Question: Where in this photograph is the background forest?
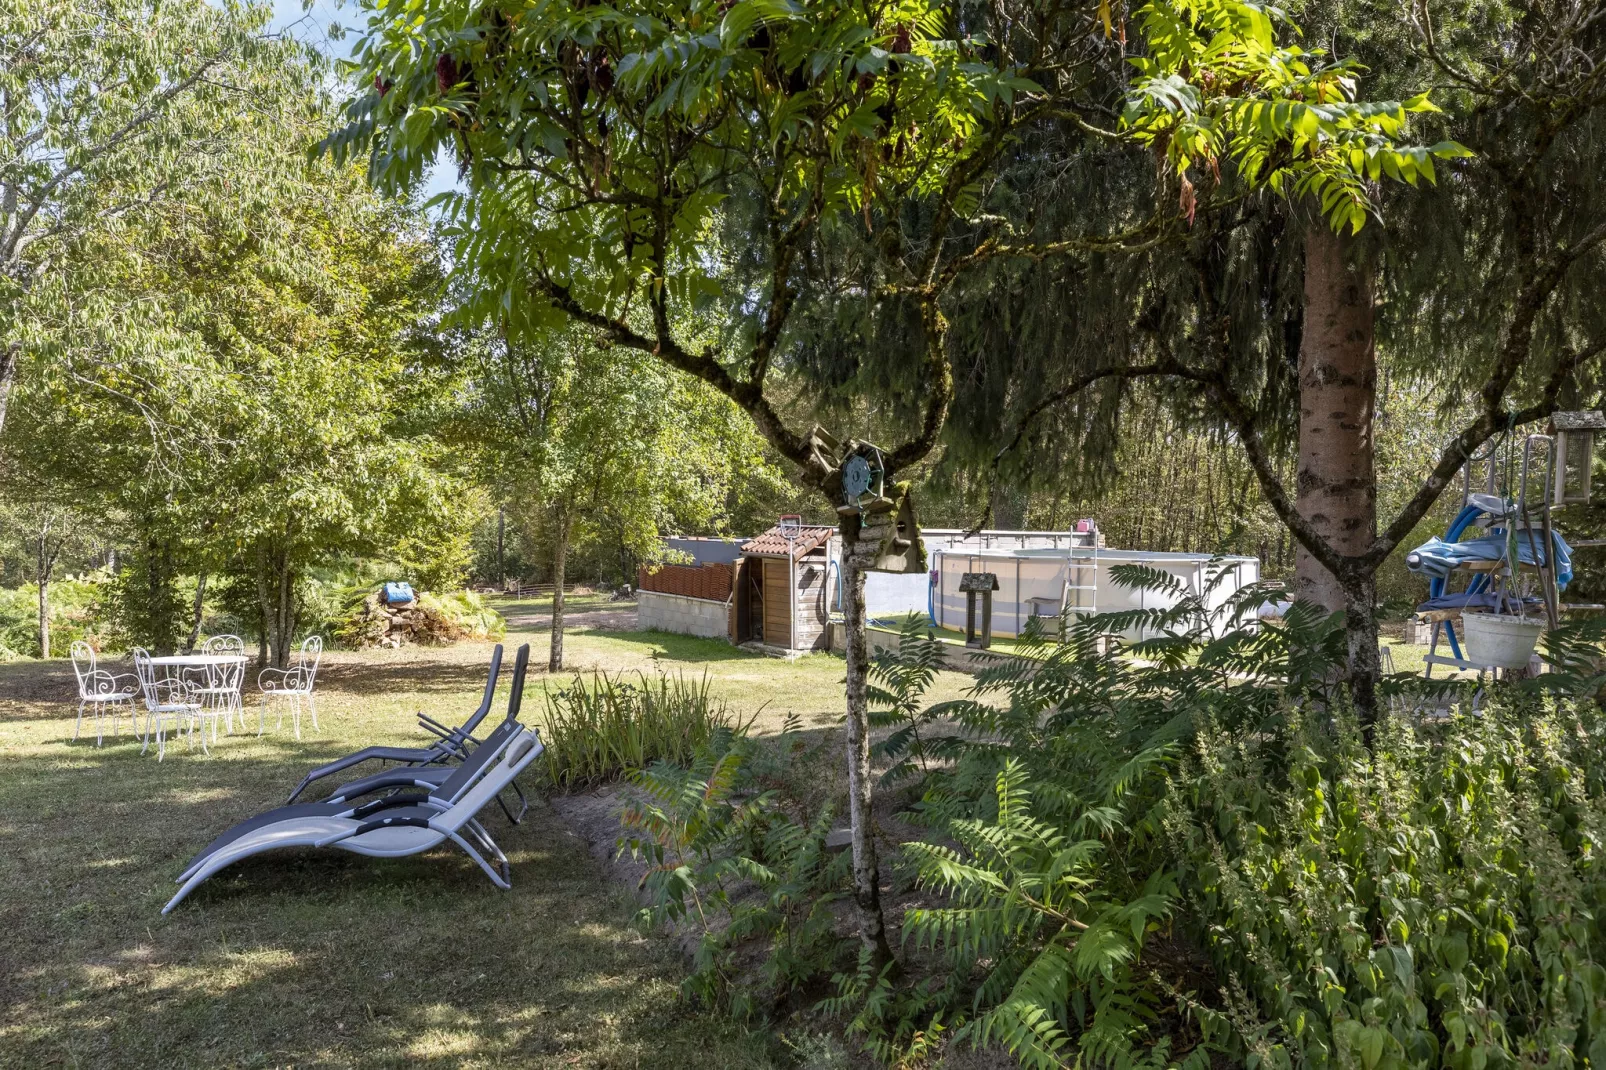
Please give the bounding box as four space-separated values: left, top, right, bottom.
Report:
12 0 1601 670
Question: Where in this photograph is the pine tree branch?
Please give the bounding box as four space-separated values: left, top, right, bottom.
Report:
935 213 1178 290
748 162 821 388
973 360 1200 532
886 297 956 475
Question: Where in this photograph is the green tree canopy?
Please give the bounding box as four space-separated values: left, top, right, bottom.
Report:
3 35 470 658
2 0 306 432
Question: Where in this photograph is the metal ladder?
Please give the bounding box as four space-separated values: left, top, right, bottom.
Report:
1062 530 1099 626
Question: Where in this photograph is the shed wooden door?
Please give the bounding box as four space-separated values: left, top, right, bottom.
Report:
733 559 753 642
762 558 792 648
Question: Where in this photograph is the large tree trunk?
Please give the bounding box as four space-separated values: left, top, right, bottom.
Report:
1295 225 1377 611
840 521 895 970
1296 224 1381 726
549 511 570 673
255 546 272 668
273 549 294 670
36 529 50 659
186 571 208 652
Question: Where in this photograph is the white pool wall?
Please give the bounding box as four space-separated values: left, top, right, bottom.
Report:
930 547 1261 640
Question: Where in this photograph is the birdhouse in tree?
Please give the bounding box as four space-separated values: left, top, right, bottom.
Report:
826 435 927 575
1548 411 1606 505
863 481 926 574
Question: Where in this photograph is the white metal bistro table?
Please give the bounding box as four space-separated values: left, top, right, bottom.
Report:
143 654 248 669
144 654 249 744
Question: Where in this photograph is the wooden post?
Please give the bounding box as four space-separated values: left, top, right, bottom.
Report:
960 572 999 649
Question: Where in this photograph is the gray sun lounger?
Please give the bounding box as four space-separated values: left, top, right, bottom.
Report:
291 644 533 824
285 644 506 804
164 722 545 913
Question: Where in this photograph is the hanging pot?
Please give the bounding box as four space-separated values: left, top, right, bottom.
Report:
1461 612 1545 669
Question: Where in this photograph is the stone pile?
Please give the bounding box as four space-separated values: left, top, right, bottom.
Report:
345 592 453 648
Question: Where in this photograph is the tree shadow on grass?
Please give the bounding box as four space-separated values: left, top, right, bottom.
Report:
581 629 768 664
0 741 776 1069
313 650 507 700
0 648 513 727
0 658 77 705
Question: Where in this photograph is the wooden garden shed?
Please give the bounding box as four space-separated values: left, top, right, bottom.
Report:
733 521 837 652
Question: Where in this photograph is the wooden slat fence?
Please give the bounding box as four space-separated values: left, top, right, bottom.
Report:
637 562 734 602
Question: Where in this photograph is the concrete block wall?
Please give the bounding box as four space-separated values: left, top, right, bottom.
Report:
638 590 730 640
830 621 1036 674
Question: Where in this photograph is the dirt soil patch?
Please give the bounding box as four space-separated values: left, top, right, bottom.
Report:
501 602 641 633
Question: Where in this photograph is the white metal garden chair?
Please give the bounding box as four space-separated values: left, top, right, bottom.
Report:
186 634 246 735
132 648 204 760
69 641 138 746
259 635 323 740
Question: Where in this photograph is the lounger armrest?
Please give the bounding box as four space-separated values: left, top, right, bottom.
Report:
417 715 477 756
313 811 434 848
417 713 453 740
418 714 477 744
350 794 432 820
355 816 432 836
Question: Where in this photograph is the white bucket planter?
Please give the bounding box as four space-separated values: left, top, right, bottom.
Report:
1461 612 1545 669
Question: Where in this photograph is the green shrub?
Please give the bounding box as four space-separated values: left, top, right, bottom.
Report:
848 569 1606 1070
607 568 1606 1069
1170 698 1606 1070
0 576 113 659
620 728 854 1018
418 590 505 642
541 669 755 788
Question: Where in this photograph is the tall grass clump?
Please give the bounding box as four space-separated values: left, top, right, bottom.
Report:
541 670 755 789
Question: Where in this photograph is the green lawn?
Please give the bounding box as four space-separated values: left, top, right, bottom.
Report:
0 605 978 1068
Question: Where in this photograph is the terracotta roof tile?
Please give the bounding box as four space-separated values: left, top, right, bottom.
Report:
741 524 835 558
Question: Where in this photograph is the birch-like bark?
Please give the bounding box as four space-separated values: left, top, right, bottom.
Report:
1294 226 1377 613
840 528 894 969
